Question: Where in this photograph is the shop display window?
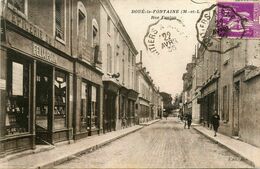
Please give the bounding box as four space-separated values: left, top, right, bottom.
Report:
54 70 67 130
6 58 30 135
91 86 98 129
80 83 99 132
80 82 89 132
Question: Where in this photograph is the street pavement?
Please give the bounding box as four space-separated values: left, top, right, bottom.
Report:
56 117 251 168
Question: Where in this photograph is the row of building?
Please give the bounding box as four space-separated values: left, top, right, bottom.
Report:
0 0 163 156
181 12 260 148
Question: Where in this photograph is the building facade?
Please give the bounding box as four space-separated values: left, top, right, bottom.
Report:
136 53 161 123
71 0 103 140
0 0 75 155
195 11 260 147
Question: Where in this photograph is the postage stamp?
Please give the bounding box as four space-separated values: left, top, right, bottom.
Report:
144 17 186 55
196 1 260 54
216 1 260 38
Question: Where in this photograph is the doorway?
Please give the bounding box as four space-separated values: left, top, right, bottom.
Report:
35 63 53 144
233 81 240 136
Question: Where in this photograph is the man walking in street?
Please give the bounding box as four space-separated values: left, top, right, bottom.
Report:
187 112 192 129
211 111 220 137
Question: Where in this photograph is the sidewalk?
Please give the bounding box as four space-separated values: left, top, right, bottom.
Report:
0 125 143 169
193 125 260 168
139 119 161 126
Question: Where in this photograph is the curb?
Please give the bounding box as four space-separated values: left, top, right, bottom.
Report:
37 126 144 169
139 119 161 126
193 127 255 167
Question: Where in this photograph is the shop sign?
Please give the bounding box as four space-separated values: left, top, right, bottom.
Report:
6 9 53 45
32 43 57 64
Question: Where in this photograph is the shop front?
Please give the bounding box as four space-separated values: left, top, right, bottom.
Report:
200 77 219 127
0 27 74 155
127 89 138 127
119 86 128 129
73 62 102 140
103 80 120 133
138 98 150 123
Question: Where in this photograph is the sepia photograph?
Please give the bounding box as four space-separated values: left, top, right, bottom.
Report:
0 0 260 168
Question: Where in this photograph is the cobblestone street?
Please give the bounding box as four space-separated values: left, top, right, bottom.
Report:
56 118 251 168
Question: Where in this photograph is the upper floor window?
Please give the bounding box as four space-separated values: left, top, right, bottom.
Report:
128 49 131 63
107 16 111 34
92 19 99 46
107 44 112 73
8 0 28 17
132 54 135 66
77 1 87 38
55 0 65 41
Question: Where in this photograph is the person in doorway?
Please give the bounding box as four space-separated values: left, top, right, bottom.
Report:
187 113 192 129
211 111 220 137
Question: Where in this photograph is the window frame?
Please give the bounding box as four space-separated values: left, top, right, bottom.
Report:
7 0 28 19
54 0 66 44
77 1 87 38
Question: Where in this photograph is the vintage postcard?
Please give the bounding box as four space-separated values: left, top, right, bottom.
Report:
0 0 260 168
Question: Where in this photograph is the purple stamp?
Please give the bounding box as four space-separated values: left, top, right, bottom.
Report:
216 1 260 38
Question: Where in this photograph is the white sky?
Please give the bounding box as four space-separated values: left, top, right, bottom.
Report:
111 0 214 97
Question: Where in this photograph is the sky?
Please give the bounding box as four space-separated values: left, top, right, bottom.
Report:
110 0 214 97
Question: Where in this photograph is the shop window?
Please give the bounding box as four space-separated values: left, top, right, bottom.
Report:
91 86 98 129
6 57 30 135
7 0 27 17
80 82 90 132
54 70 67 130
55 0 65 41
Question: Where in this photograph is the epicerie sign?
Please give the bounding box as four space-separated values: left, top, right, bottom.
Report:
32 43 57 64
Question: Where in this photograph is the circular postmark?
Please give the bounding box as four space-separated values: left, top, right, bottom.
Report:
196 3 248 54
144 17 186 55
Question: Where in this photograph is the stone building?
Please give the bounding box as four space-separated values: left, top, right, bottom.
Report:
0 0 140 157
136 52 160 123
196 8 260 147
182 62 195 117
98 0 138 131
70 0 103 140
0 0 76 155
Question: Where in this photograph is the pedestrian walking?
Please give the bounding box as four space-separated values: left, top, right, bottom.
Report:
187 113 192 129
183 114 187 129
211 111 220 137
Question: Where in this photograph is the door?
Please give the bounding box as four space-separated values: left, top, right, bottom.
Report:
35 63 53 144
233 81 240 136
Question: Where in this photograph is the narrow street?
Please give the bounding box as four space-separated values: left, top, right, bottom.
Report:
56 118 251 168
